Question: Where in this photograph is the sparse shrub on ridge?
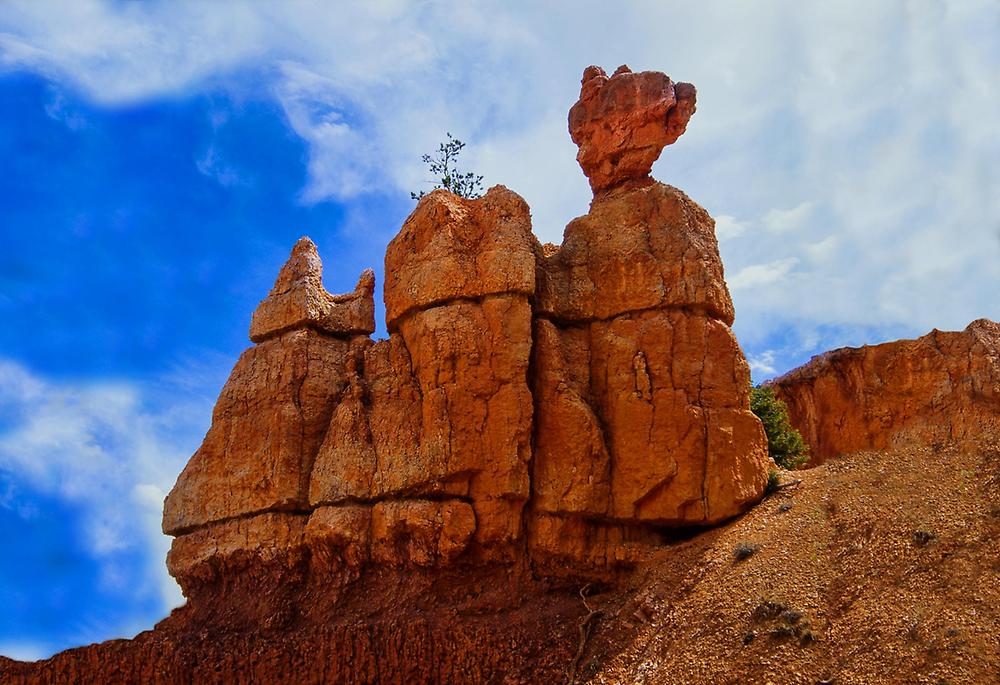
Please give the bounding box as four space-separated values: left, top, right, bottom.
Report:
750 385 809 470
410 133 485 200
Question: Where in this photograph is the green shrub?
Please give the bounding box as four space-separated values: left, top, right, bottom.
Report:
410 133 484 200
765 469 781 495
750 385 809 470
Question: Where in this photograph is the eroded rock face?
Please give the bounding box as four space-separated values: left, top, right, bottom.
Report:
771 319 1000 464
383 187 536 329
162 328 369 535
309 186 536 561
536 182 735 325
569 64 697 195
161 67 768 587
528 180 770 569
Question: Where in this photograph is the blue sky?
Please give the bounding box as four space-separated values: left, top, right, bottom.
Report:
1 0 998 661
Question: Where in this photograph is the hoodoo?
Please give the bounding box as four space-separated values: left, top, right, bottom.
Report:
3 65 773 684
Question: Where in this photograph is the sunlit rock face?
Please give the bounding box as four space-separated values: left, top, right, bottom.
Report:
160 64 769 586
568 64 697 195
771 318 1000 464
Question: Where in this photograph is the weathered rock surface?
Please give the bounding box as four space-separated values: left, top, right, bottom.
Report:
161 127 768 582
537 182 734 324
569 64 697 194
309 185 536 561
159 65 765 583
162 328 369 535
529 188 770 570
250 236 375 342
771 318 1000 464
383 187 536 329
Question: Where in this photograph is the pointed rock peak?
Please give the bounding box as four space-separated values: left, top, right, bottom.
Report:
354 268 376 295
966 318 1000 336
569 64 697 195
270 236 324 296
249 236 375 343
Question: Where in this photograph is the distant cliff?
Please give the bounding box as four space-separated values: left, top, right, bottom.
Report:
771 319 1000 464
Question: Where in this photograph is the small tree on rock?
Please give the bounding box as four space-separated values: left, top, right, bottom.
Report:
410 133 484 200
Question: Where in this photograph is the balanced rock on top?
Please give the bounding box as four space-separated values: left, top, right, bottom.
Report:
569 64 697 195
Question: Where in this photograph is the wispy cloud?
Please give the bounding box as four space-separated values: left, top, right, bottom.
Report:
714 215 747 242
0 358 217 617
729 257 799 291
196 145 243 188
747 350 777 379
763 202 813 234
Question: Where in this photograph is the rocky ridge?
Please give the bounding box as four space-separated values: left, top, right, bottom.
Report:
771 319 1000 464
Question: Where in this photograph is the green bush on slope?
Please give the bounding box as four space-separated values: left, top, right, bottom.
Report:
750 385 810 470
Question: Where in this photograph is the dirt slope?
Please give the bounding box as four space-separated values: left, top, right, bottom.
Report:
580 440 1000 684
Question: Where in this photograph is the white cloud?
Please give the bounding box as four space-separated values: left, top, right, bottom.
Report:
748 350 777 378
714 215 747 242
0 358 216 619
729 257 799 291
196 146 242 188
804 235 838 263
0 2 998 362
763 202 813 234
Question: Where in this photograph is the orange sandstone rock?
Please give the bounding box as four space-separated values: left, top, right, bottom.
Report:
310 187 536 558
166 511 307 592
569 65 697 194
771 319 1000 463
161 328 368 535
536 182 735 326
383 186 536 330
371 500 477 566
163 68 767 579
249 236 374 342
305 504 372 567
530 175 769 552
